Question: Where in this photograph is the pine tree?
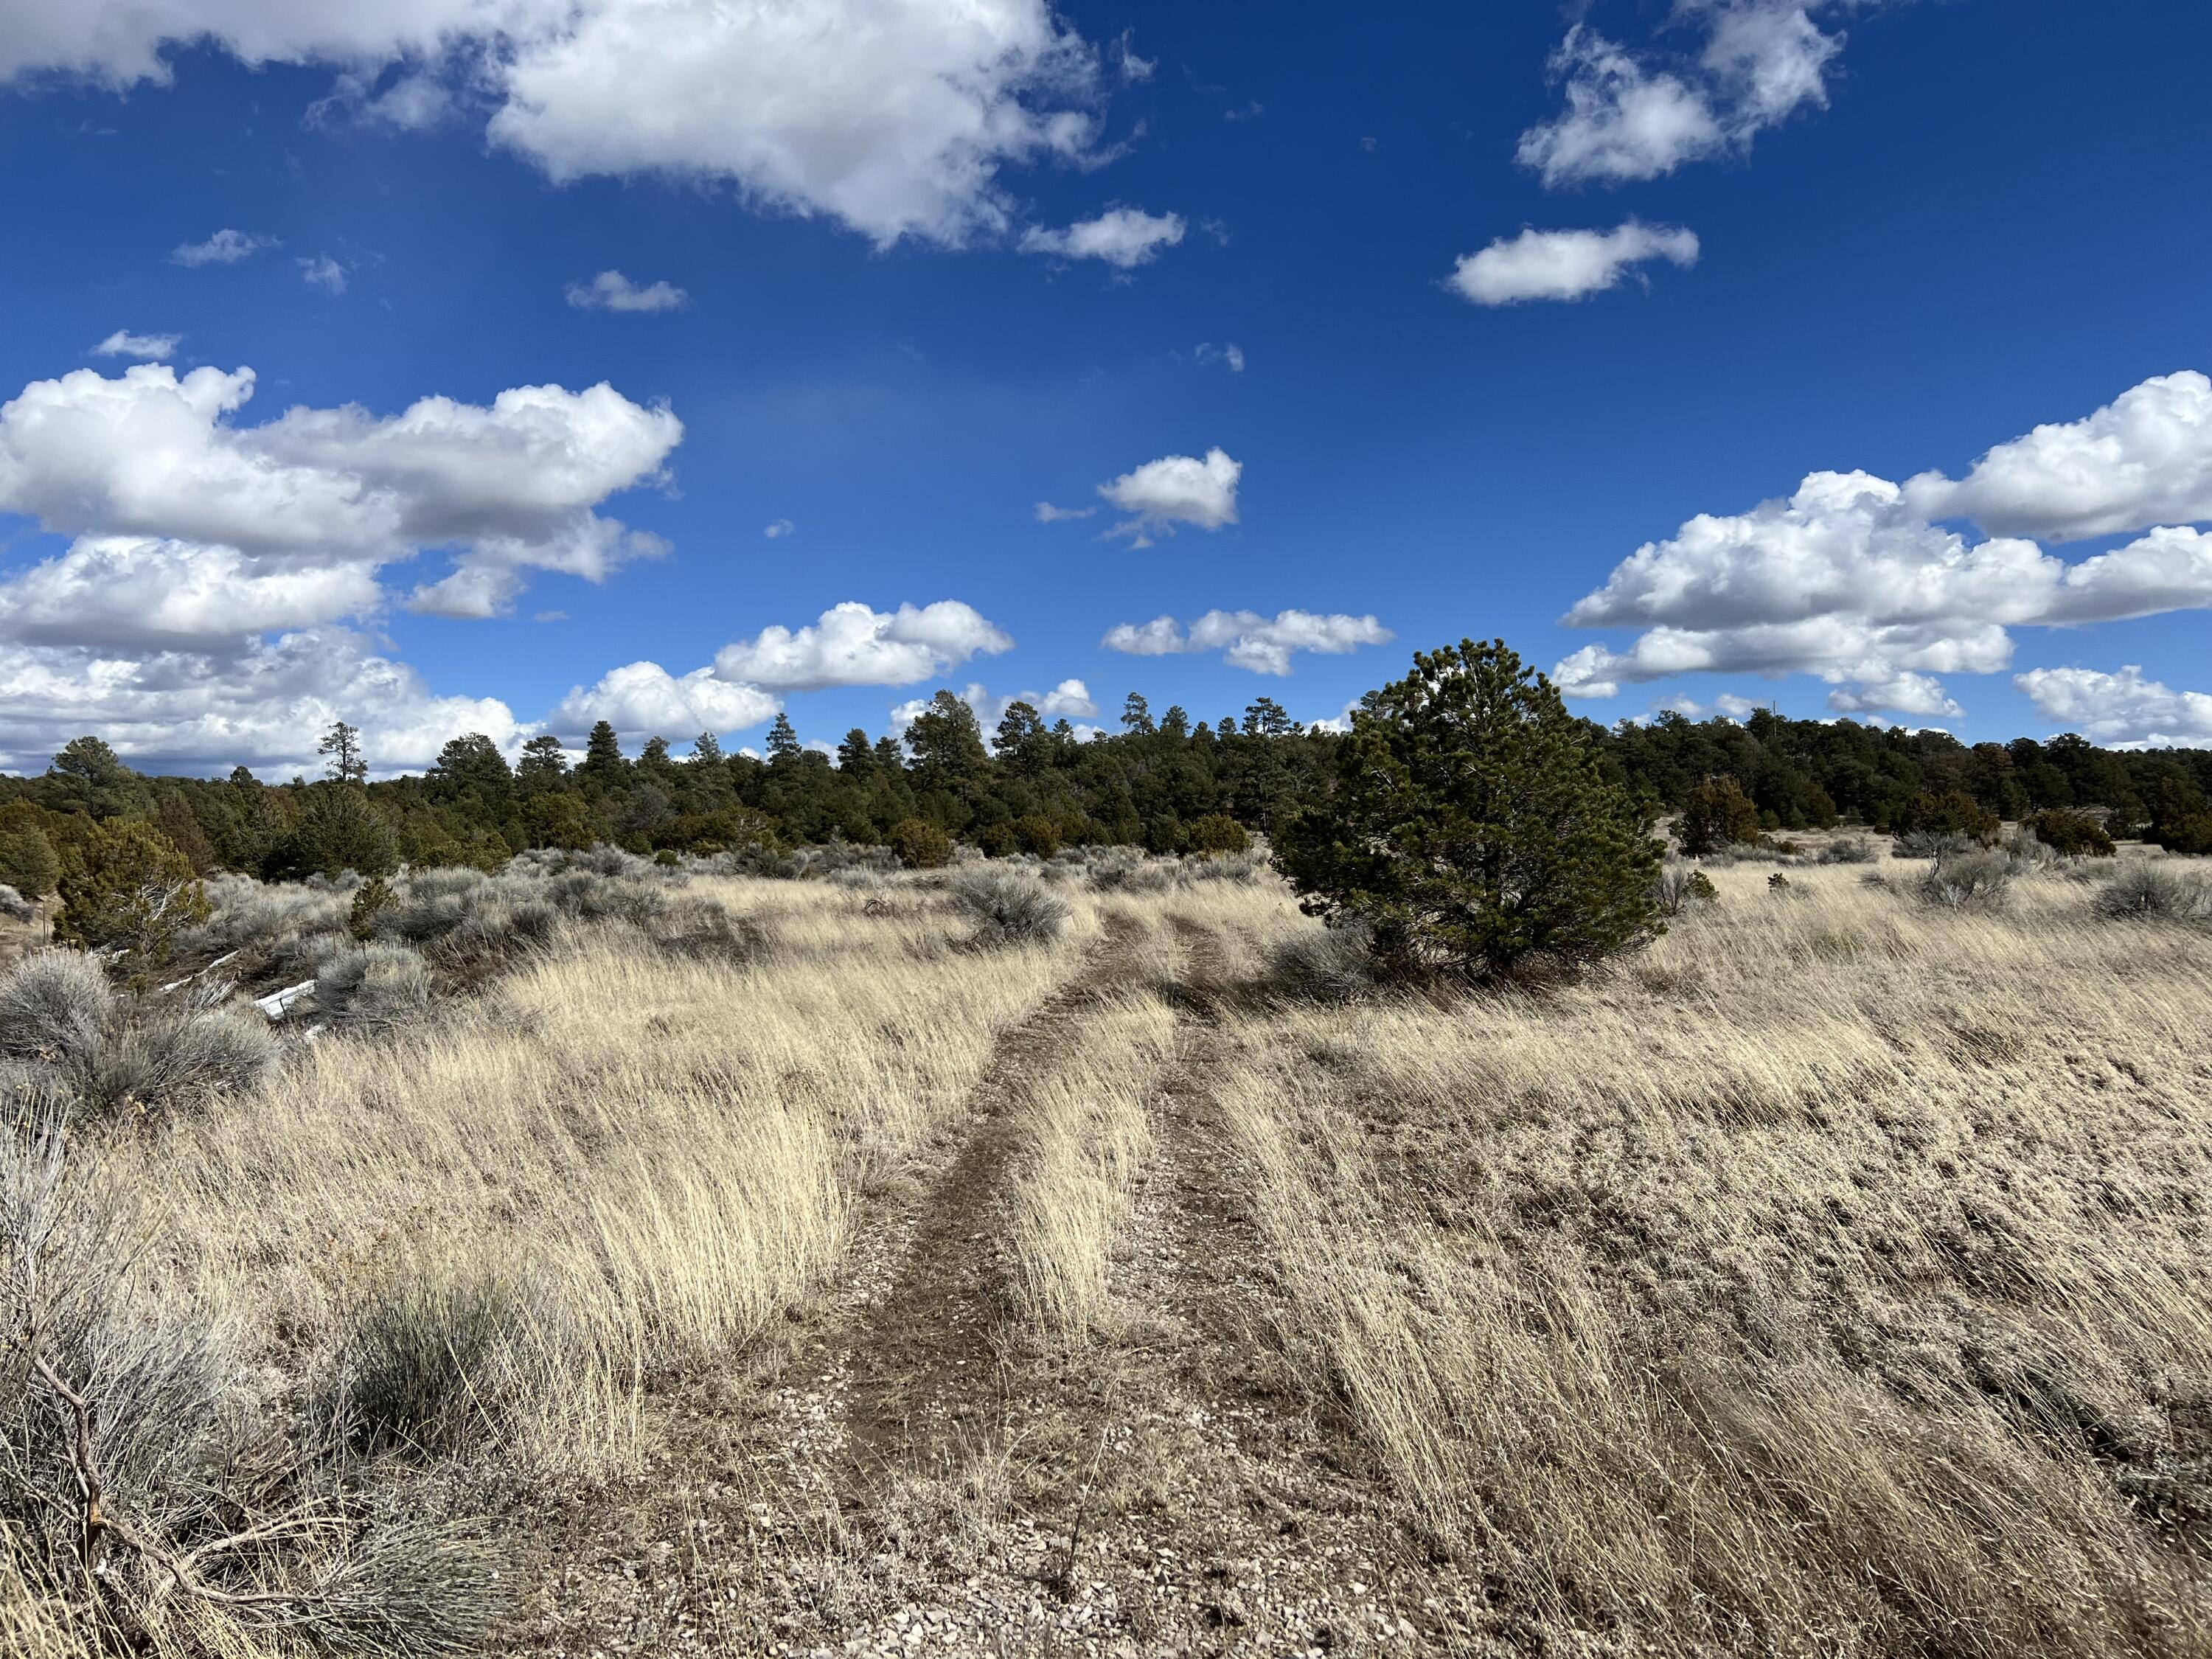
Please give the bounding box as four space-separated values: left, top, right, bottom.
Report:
1121 692 1155 735
318 720 368 785
993 702 1048 774
873 734 908 773
690 731 724 767
906 692 988 796
766 713 802 765
1277 639 1662 981
518 734 570 793
47 737 150 820
578 720 628 790
835 729 875 776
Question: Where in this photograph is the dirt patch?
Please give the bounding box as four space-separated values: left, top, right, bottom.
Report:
838 914 1147 1486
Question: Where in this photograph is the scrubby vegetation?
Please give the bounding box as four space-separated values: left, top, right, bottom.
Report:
4 639 2212 1656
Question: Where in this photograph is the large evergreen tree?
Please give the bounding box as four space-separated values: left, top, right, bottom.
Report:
1277 639 1663 981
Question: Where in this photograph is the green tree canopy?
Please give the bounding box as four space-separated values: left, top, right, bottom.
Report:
1277 639 1663 981
55 820 209 960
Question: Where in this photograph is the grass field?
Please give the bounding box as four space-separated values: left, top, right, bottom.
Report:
5 844 2211 1656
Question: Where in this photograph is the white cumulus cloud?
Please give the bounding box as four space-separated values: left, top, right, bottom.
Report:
0 627 523 778
1096 448 1240 544
1020 207 1184 269
1449 221 1699 305
1102 608 1394 675
7 0 1121 250
712 600 1012 692
1551 372 2212 714
91 329 179 360
2014 664 2212 748
0 361 682 632
1905 370 2212 543
1516 5 1847 190
566 269 689 312
551 661 779 740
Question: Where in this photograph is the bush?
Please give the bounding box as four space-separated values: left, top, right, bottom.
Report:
2025 809 2115 858
1917 849 2013 911
80 1007 278 1119
1652 866 1718 916
889 818 953 870
349 874 397 940
271 785 400 880
1677 776 1764 856
316 942 437 1029
1187 847 1268 883
1012 815 1062 858
2092 863 2211 922
1188 813 1251 855
0 822 60 900
1268 922 1378 1001
949 869 1071 946
1817 835 1877 865
1277 639 1663 981
341 1271 524 1456
0 951 116 1070
1890 790 2000 846
2149 814 2212 855
53 820 210 961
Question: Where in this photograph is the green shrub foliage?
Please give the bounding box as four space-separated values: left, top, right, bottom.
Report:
889 818 953 870
0 818 60 900
1276 639 1663 981
2025 808 2115 858
54 820 210 960
1889 789 2001 846
1676 776 1765 855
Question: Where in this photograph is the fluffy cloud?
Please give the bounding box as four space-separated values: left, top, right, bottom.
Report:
1905 370 2212 542
1553 373 2212 713
1516 5 1845 190
0 628 523 776
566 269 689 312
299 254 347 293
712 600 1012 691
549 660 779 740
91 329 178 360
170 228 274 265
7 1 1116 249
1449 221 1698 305
2014 665 2212 748
0 360 686 768
1020 208 1184 268
1096 448 1240 544
0 537 382 652
1102 608 1393 675
0 363 681 626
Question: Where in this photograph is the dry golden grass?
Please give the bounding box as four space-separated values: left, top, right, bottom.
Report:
1216 857 2212 1655
10 850 2212 1657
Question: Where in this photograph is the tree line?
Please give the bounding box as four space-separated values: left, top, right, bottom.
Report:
4 664 2211 902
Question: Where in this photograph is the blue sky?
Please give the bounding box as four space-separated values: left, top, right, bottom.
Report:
2 0 2210 773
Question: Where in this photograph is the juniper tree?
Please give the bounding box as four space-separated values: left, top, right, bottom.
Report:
1277 639 1662 982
